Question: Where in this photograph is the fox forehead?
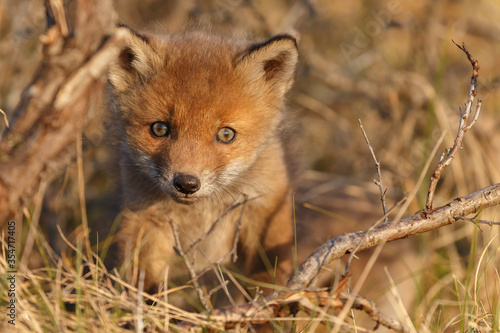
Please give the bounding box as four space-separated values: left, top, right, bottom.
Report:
131 35 266 132
160 33 241 88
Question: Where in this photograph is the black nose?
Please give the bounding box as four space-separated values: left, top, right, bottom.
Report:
173 174 201 195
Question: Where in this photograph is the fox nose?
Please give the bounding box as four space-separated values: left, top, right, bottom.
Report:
173 174 201 195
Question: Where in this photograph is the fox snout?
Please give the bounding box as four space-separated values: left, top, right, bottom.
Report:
161 172 204 204
173 174 201 195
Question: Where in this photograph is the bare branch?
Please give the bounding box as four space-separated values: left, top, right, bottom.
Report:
349 294 411 333
454 216 500 229
49 0 69 37
359 119 388 222
186 194 250 254
0 108 9 128
169 220 212 312
344 197 406 275
465 99 482 131
452 40 480 80
426 42 481 211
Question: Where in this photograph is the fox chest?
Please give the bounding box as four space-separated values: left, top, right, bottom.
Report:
138 202 243 273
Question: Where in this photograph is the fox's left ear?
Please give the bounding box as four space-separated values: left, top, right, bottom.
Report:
235 35 298 98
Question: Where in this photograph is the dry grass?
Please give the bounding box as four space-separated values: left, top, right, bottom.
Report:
1 0 500 331
0 226 221 332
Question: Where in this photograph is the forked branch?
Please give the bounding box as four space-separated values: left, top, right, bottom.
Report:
425 42 481 211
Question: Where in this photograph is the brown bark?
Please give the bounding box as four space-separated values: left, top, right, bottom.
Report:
0 0 123 226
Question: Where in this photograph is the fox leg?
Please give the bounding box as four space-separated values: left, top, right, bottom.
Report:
244 191 294 289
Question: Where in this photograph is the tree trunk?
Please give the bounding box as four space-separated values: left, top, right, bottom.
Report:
0 0 122 226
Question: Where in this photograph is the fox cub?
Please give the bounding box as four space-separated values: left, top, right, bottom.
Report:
109 26 298 305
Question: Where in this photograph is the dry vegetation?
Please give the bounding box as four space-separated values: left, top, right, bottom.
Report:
1 0 500 332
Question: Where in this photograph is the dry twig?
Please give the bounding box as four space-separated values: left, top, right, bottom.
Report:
186 194 249 256
0 108 9 128
425 41 482 211
169 220 212 312
454 215 500 231
359 119 388 222
344 197 406 276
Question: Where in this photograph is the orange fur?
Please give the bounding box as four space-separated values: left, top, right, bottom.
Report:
109 26 298 307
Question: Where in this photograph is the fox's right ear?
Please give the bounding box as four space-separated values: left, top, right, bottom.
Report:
109 25 165 93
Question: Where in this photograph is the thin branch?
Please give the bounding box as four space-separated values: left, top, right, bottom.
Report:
344 197 406 275
49 0 69 37
426 42 481 211
340 130 447 282
185 194 250 254
454 216 500 229
169 220 212 312
465 100 482 131
348 294 411 333
0 108 9 128
359 119 388 222
201 204 246 307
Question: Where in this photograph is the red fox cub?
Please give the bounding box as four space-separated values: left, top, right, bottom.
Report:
109 26 298 305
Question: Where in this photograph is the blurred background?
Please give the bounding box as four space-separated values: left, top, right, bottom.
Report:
1 0 499 330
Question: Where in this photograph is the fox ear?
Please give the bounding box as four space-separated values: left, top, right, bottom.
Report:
235 35 298 98
109 25 165 93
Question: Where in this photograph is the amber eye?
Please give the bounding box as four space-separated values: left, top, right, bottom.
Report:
216 127 236 143
150 122 169 137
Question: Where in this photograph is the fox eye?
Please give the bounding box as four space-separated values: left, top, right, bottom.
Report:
216 127 236 143
151 122 170 137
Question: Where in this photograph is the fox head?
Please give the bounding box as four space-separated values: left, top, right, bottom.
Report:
109 26 298 204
